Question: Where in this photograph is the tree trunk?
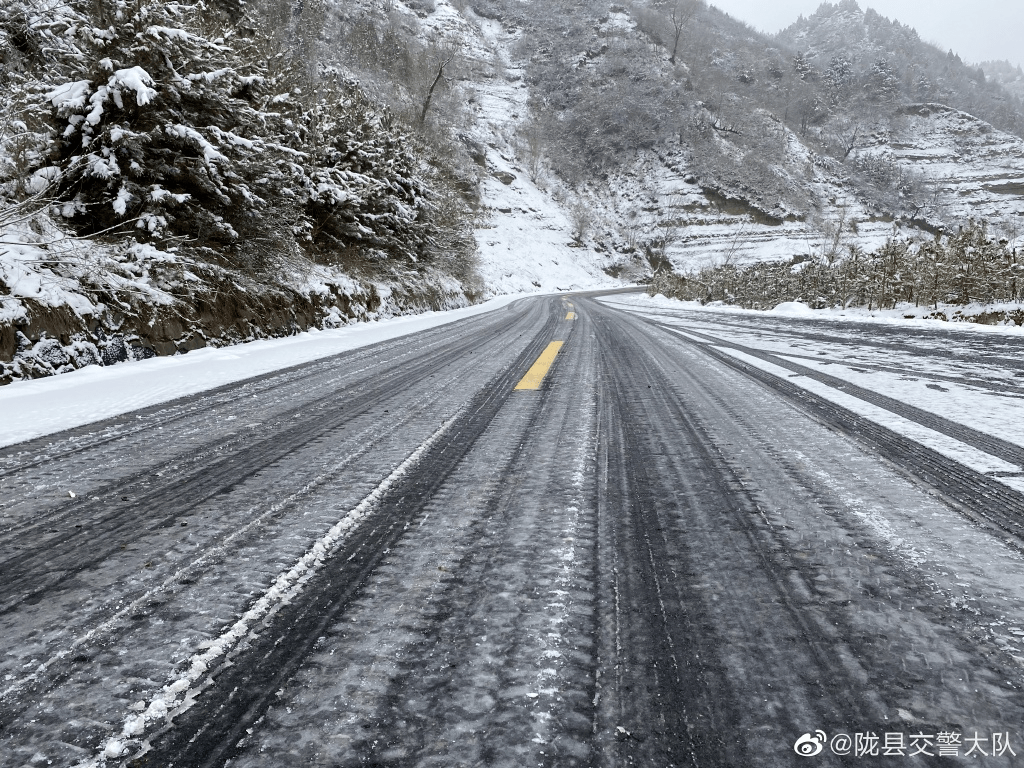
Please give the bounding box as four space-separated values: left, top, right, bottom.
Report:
669 29 682 65
419 55 452 125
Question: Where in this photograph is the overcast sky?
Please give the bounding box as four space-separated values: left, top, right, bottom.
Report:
709 0 1024 68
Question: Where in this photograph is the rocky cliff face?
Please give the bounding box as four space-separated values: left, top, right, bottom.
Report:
877 105 1024 225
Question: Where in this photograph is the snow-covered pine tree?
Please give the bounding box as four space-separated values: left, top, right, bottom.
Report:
295 78 432 264
0 0 80 205
867 58 900 103
38 0 466 272
45 0 282 267
243 0 464 268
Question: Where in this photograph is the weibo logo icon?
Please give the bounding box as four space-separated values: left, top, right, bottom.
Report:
794 731 827 756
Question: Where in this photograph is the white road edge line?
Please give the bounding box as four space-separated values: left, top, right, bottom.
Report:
661 327 709 344
76 414 460 766
715 347 1023 481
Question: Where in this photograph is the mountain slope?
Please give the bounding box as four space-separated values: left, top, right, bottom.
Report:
778 1 1024 139
482 0 1024 271
4 0 1024 384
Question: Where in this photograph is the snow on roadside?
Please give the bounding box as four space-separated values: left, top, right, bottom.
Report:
603 292 1024 334
604 292 1024 485
717 347 1023 481
0 293 526 448
778 353 1024 455
604 295 1024 449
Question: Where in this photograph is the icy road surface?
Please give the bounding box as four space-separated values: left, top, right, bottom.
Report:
2 293 1024 767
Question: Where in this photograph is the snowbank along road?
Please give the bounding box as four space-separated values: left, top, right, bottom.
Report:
2 293 1024 767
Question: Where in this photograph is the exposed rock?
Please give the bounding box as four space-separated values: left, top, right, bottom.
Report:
491 170 517 185
0 262 470 385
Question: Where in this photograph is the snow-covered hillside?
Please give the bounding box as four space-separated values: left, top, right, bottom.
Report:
573 99 1024 273
492 0 1024 274
574 138 895 271
417 0 619 293
6 0 1024 385
870 104 1024 223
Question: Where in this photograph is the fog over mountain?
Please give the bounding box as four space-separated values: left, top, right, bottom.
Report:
711 0 1023 70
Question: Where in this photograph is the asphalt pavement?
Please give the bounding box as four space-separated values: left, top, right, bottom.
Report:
2 294 1023 767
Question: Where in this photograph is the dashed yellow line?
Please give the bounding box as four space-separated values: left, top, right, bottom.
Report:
514 341 564 390
566 311 576 320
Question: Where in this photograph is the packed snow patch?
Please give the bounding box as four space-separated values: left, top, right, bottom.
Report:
716 347 1023 480
771 301 814 314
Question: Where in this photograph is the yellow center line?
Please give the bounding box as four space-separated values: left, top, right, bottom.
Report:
566 311 576 320
514 341 565 390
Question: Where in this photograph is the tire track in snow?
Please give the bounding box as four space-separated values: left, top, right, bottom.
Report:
0 301 552 766
85 308 563 768
0 378 455 727
0 301 534 540
656 326 1024 545
80 414 463 766
0 302 544 616
589 303 955 766
650 319 1024 470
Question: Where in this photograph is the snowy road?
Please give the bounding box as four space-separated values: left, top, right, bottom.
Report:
2 294 1024 767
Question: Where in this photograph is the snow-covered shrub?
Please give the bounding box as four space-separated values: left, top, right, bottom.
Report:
404 0 436 17
0 110 54 203
294 81 432 262
654 220 1024 310
35 0 474 275
45 1 279 261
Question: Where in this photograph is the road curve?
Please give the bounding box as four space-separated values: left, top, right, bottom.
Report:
1 294 1023 767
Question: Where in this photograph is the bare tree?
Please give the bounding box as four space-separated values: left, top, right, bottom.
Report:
518 119 545 183
296 0 328 92
645 193 684 273
667 0 700 65
829 118 861 159
419 37 459 126
620 221 642 253
568 199 592 246
719 221 749 267
816 206 848 265
710 117 742 136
